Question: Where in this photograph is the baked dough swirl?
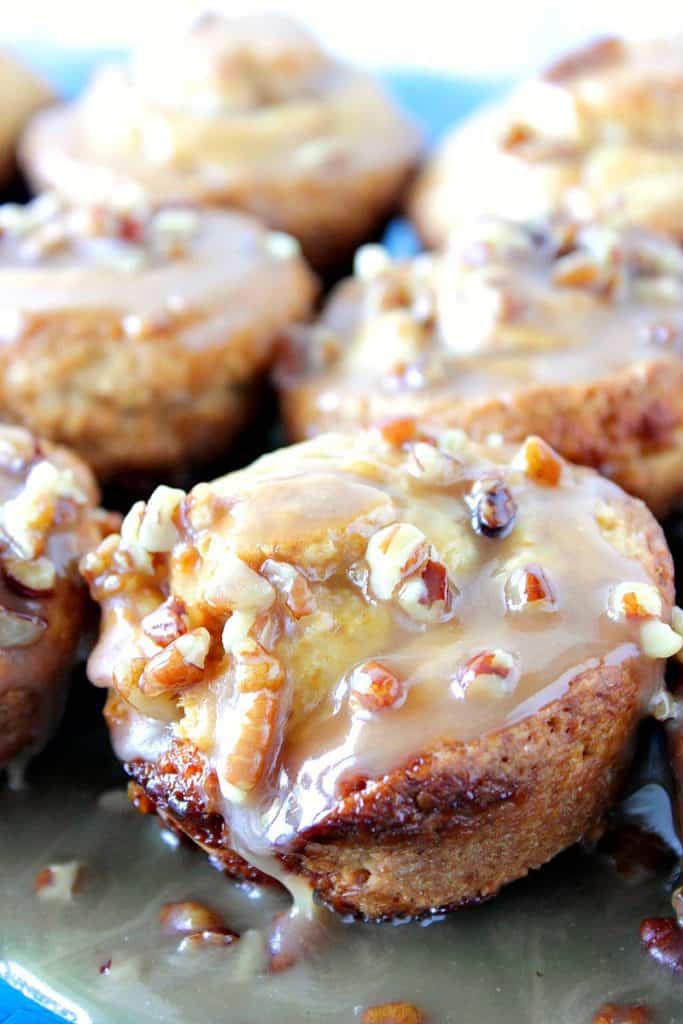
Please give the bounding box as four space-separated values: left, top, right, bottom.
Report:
410 37 683 248
20 14 422 271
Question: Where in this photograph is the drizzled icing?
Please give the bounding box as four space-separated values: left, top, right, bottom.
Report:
84 428 671 880
0 192 309 323
278 220 683 422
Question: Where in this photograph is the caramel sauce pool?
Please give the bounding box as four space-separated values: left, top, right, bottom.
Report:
1 723 681 1023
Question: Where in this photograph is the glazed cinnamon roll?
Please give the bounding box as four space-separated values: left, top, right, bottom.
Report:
20 14 421 271
0 192 315 480
409 37 683 248
83 427 674 919
0 425 109 770
0 52 53 188
277 219 683 515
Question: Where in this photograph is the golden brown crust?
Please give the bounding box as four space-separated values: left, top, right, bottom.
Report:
19 16 421 271
86 428 673 918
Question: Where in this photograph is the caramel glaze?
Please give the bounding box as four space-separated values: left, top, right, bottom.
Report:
0 426 107 766
0 193 315 479
83 427 673 909
277 220 683 511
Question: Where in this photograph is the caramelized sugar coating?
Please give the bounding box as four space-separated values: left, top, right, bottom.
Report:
410 37 683 248
20 14 421 271
0 52 53 186
0 193 315 480
0 425 110 766
83 427 674 918
277 221 683 515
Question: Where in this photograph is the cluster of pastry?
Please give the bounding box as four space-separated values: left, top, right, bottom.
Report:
2 18 683 929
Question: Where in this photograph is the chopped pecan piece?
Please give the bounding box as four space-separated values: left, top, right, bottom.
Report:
466 478 516 538
34 861 85 901
378 416 419 448
261 559 315 618
350 661 406 712
160 900 226 935
177 929 239 953
607 583 662 622
514 436 562 486
366 523 429 600
397 558 455 623
362 1003 426 1024
3 554 56 596
640 916 683 972
139 628 210 696
142 596 189 646
592 1003 652 1024
505 566 555 612
456 649 519 700
0 605 46 647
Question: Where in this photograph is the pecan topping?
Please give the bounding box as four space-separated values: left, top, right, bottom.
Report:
378 416 419 448
0 605 47 647
466 478 516 538
34 861 85 901
639 620 683 659
455 649 519 700
350 661 406 712
138 485 185 553
505 566 555 612
607 582 662 622
592 1003 652 1024
221 640 286 798
160 900 226 935
3 554 56 596
502 121 534 150
362 1003 426 1024
261 559 315 618
514 436 562 486
366 523 429 601
397 558 455 623
408 441 461 486
222 689 280 797
142 596 189 646
139 628 210 696
640 916 683 972
177 929 239 953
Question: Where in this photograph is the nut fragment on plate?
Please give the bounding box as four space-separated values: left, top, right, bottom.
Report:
159 900 227 935
84 426 674 920
33 861 85 901
362 1003 426 1024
